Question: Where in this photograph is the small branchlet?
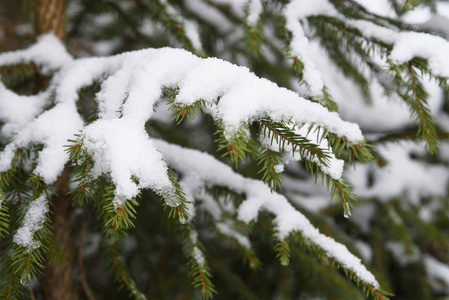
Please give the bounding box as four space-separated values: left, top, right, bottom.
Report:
327 177 356 217
0 193 9 239
259 118 331 165
183 224 217 299
215 122 258 167
258 149 283 192
167 87 207 125
290 55 305 81
65 137 95 205
102 183 140 236
107 240 147 300
389 60 439 154
292 232 393 299
328 133 373 164
163 168 191 225
274 238 291 266
258 118 335 191
146 0 200 54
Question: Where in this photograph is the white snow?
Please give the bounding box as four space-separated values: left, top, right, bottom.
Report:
13 196 49 251
209 0 245 19
1 39 362 210
159 0 203 52
425 256 449 291
184 0 233 32
354 240 373 262
175 57 364 142
192 246 205 267
189 229 205 267
346 141 449 203
0 82 49 138
0 33 72 73
352 0 396 18
281 0 449 85
386 241 420 266
274 164 284 173
259 123 345 180
282 0 339 97
154 139 379 288
246 0 263 26
81 118 173 207
0 102 84 184
389 32 449 78
216 222 251 249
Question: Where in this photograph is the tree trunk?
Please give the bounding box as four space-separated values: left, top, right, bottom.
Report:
40 165 75 300
32 0 75 299
34 0 67 39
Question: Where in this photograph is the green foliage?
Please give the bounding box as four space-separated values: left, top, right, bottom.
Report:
392 62 439 154
274 238 291 266
2 0 449 299
145 0 203 55
215 121 258 166
107 239 148 300
259 118 331 165
0 194 8 239
257 148 284 191
183 224 217 299
167 88 207 125
163 168 191 225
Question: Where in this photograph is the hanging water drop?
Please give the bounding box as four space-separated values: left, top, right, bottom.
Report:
20 274 31 286
165 194 181 208
178 212 189 224
343 203 352 219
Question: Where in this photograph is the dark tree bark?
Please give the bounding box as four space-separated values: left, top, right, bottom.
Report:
40 165 75 300
32 0 75 299
34 0 67 39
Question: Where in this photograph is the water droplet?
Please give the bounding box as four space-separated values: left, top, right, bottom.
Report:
165 194 181 208
20 274 31 286
178 212 189 224
343 202 351 219
343 203 352 219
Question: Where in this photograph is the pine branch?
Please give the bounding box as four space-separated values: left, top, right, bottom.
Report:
167 88 207 125
257 149 283 192
320 86 339 112
163 168 191 224
142 0 201 54
328 133 373 164
0 63 40 92
215 121 257 166
259 119 331 165
291 232 392 299
409 62 437 152
103 183 140 234
215 221 262 270
107 240 147 300
244 22 264 55
397 62 439 154
309 16 374 103
385 204 414 254
370 128 449 145
274 238 291 266
310 15 393 51
0 262 22 299
327 177 356 218
183 224 216 299
0 194 9 239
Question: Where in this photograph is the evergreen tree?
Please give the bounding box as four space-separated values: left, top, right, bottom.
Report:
0 0 449 299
